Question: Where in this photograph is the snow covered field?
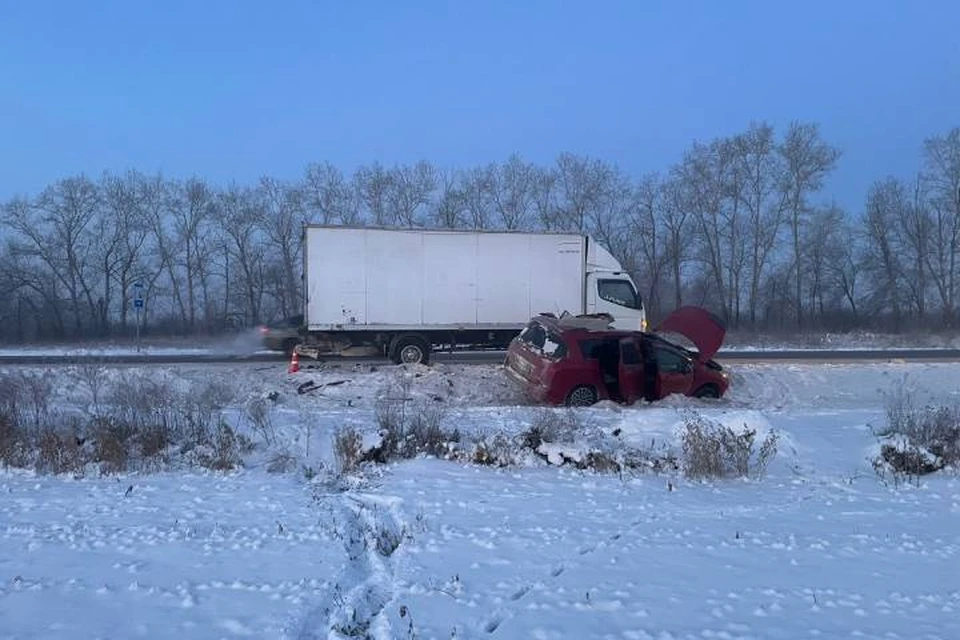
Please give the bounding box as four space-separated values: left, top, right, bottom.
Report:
2 359 959 639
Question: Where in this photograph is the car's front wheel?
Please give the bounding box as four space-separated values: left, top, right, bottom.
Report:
693 384 720 399
565 385 598 407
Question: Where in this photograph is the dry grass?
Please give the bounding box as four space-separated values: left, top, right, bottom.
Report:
681 413 778 480
871 386 960 485
334 426 364 475
365 378 460 464
0 371 242 475
193 422 250 471
472 433 515 467
879 387 960 467
520 409 580 450
91 418 134 474
0 413 29 468
36 427 85 475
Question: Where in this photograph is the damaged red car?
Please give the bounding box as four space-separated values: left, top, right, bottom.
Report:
503 306 730 407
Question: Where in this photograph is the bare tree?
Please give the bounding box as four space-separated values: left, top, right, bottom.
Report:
530 165 559 230
491 154 535 230
825 213 865 322
778 122 841 328
458 166 496 230
303 162 356 225
19 120 960 337
659 175 692 312
676 140 735 321
2 198 68 337
554 153 612 233
862 179 908 329
629 173 669 316
4 176 102 337
218 185 267 325
921 128 960 325
803 204 848 323
733 123 787 327
163 178 218 332
354 162 393 226
100 171 151 334
141 175 185 329
386 161 436 227
893 175 932 320
258 176 304 318
431 168 466 229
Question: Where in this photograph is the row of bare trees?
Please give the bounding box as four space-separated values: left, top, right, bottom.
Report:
1 122 958 342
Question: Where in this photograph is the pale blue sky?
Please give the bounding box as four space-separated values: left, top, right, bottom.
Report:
2 0 958 211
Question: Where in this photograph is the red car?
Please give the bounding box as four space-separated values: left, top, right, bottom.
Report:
504 306 729 406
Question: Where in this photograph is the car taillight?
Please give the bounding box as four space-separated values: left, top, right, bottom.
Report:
259 326 269 335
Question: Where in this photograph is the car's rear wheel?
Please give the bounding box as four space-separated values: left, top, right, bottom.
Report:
694 384 720 399
565 385 598 407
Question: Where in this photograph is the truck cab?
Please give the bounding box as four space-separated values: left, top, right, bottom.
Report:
584 238 646 331
586 273 645 330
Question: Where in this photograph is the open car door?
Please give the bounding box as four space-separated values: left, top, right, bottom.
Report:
651 343 695 398
656 306 726 360
617 336 647 404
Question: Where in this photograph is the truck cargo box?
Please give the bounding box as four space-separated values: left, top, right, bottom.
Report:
303 227 587 331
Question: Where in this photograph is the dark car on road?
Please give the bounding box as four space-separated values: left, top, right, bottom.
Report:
259 315 303 355
504 306 729 406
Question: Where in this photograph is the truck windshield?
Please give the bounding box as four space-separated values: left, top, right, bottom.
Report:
598 279 641 310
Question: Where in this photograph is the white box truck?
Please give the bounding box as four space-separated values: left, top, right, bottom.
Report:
296 226 646 364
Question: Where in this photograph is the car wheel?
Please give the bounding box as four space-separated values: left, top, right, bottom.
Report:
392 335 431 365
565 385 598 407
694 384 720 399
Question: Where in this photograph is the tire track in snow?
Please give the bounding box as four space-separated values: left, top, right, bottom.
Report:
292 490 407 640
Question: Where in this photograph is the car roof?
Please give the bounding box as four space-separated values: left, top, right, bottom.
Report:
529 314 696 354
529 314 636 339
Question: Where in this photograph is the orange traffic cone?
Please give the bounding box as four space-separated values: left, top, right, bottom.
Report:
288 351 300 374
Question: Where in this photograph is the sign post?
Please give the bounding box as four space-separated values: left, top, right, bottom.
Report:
134 282 144 353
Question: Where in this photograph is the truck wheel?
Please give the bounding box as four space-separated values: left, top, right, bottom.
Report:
565 385 598 407
391 335 431 365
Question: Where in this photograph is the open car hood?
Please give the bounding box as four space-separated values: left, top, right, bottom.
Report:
656 306 726 360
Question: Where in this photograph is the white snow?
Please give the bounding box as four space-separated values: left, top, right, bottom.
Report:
1 358 959 639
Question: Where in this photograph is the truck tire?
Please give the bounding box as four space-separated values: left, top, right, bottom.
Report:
390 334 431 365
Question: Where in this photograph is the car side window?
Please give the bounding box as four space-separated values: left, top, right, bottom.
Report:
519 323 546 349
543 333 568 359
578 339 604 359
620 340 641 365
654 346 690 373
519 322 567 359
